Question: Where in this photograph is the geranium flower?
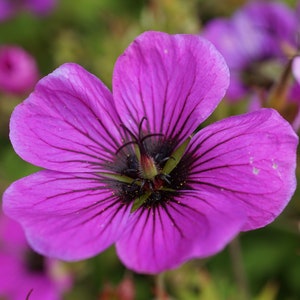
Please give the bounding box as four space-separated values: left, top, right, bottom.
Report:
0 45 39 95
0 213 71 300
0 0 56 21
2 31 298 274
202 1 298 100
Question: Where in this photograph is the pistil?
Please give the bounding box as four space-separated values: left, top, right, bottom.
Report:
140 154 158 180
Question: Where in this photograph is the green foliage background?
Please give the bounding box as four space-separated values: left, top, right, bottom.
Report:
0 0 300 299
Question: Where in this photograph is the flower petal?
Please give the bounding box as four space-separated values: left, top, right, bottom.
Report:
0 0 14 21
17 275 59 300
292 56 300 84
26 0 57 15
113 31 229 143
202 18 250 69
116 191 245 274
10 63 122 173
240 1 298 50
0 213 28 252
0 254 23 294
2 170 130 260
0 45 38 95
186 108 298 231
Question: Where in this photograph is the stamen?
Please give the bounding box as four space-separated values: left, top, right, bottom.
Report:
116 140 138 154
120 123 139 141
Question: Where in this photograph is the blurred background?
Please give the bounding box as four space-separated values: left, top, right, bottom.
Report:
0 0 300 299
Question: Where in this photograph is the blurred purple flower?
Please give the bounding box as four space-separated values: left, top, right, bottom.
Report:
202 1 299 101
0 0 56 21
286 82 300 130
0 45 39 95
293 56 300 83
249 82 300 132
249 57 300 131
0 213 71 300
2 31 298 274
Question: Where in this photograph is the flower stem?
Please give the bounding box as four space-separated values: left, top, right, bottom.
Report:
229 236 250 300
155 273 167 300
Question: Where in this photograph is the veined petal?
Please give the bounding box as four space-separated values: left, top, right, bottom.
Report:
186 108 298 231
10 63 122 173
2 170 130 260
116 191 245 274
113 31 229 143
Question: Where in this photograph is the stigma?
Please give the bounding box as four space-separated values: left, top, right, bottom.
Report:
140 154 158 180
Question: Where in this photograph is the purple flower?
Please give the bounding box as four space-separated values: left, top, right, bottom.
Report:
293 56 300 84
2 31 298 274
0 213 71 300
202 1 298 100
0 45 39 95
0 0 56 21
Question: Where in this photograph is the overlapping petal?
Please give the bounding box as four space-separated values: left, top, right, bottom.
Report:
113 31 229 144
116 191 245 274
10 63 122 173
3 170 131 260
185 108 298 231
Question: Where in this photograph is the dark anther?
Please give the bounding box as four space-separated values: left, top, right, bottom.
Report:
117 117 164 155
158 173 171 185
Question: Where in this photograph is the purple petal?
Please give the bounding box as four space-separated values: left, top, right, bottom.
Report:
25 0 57 15
17 275 60 300
240 1 298 51
226 71 248 101
0 254 23 294
0 0 14 21
2 170 130 260
113 31 229 144
0 253 61 300
0 213 28 252
202 18 250 69
10 63 122 173
116 191 245 274
186 108 298 231
292 57 300 84
0 45 39 95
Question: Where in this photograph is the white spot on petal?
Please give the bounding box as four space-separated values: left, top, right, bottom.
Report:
252 167 260 175
249 157 254 164
164 49 168 54
271 159 278 170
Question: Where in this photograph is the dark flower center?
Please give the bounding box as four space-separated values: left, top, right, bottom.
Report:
25 250 45 273
105 119 193 212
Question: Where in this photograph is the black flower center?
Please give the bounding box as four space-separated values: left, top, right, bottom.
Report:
104 119 192 212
